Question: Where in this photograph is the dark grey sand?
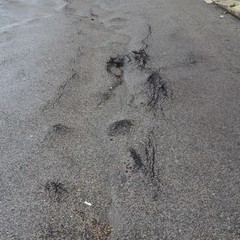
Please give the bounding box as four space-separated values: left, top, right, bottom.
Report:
0 0 240 239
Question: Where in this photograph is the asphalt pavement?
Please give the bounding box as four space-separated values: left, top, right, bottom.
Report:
0 0 240 239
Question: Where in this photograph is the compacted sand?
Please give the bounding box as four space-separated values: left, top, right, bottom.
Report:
0 0 240 239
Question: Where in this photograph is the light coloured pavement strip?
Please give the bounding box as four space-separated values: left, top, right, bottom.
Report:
205 0 240 18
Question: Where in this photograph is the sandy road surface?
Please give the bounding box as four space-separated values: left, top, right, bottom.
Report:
0 0 240 239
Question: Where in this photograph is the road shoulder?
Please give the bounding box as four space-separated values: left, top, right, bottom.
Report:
211 0 240 19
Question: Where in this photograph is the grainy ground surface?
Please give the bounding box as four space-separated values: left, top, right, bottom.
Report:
0 0 240 239
211 0 240 18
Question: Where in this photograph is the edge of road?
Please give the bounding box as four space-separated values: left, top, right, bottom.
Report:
212 0 240 19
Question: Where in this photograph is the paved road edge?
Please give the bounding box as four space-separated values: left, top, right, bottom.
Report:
213 0 240 19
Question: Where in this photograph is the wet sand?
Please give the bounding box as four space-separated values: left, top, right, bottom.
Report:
0 0 240 239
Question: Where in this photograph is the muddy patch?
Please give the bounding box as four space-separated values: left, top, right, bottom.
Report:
107 119 133 136
51 123 70 135
126 133 163 200
45 180 68 202
106 56 125 78
128 148 143 172
98 56 126 106
127 133 157 180
132 49 149 69
145 71 168 110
